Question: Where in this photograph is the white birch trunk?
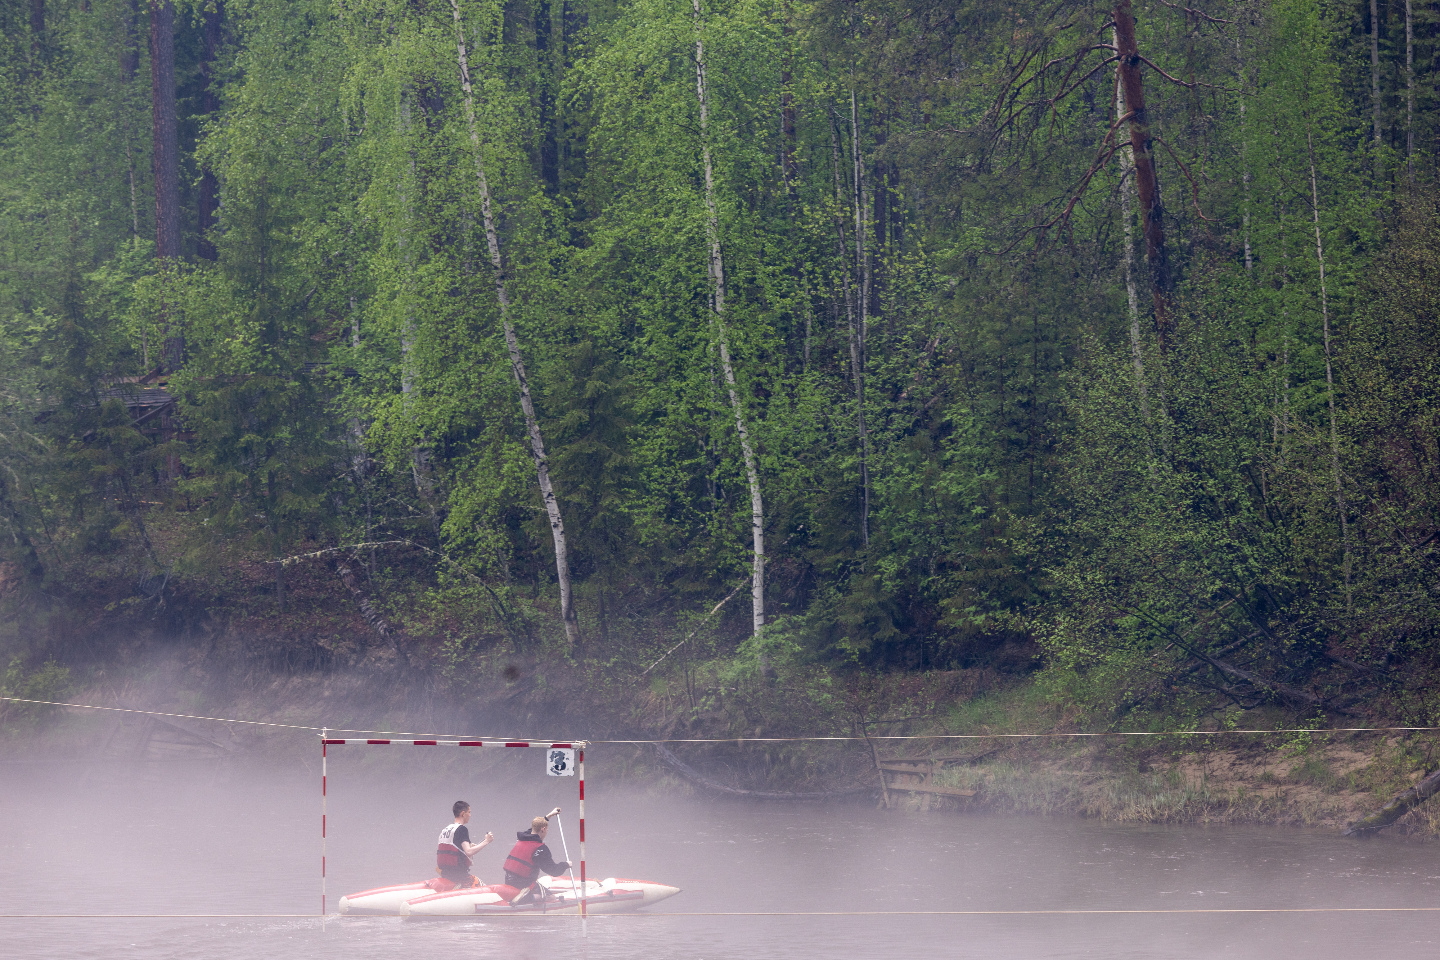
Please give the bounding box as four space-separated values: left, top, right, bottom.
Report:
693 0 765 636
849 91 871 547
1113 31 1147 408
450 0 580 647
1306 130 1352 610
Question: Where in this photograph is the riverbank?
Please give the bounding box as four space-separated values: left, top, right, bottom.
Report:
880 731 1440 836
5 632 1438 840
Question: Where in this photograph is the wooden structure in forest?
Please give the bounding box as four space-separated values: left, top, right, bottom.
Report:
95 371 186 444
876 755 984 803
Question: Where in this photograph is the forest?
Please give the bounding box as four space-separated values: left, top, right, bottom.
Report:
1 0 1438 735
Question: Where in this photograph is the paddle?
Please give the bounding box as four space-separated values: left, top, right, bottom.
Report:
554 810 577 902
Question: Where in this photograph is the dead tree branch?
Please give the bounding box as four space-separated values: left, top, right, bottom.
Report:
1153 135 1216 221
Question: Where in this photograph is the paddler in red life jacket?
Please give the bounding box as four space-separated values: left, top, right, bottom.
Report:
437 800 494 889
502 807 570 901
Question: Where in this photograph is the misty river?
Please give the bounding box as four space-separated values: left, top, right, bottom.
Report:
2 748 1436 959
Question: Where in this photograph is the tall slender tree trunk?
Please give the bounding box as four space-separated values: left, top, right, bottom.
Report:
829 111 867 526
1275 204 1292 456
802 299 812 372
1406 0 1415 179
779 1 797 198
693 0 765 636
150 0 184 400
871 107 889 307
30 0 44 57
120 0 141 242
450 0 580 647
1113 1 1172 347
560 0 586 188
121 0 139 79
1306 129 1352 611
829 112 861 413
849 90 871 546
1235 23 1252 274
150 1 180 263
535 0 559 191
1370 0 1383 171
197 2 223 261
395 95 440 525
1113 28 1147 410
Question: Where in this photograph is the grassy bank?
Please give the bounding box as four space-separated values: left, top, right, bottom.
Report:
858 684 1440 837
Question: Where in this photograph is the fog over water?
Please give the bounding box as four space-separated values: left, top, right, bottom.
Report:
2 746 1437 959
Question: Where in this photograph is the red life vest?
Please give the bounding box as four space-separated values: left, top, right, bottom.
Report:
436 822 473 874
503 839 543 883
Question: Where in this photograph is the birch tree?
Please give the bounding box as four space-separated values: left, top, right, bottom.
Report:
1245 0 1370 614
1113 25 1146 404
693 0 766 635
450 0 580 647
1307 128 1351 608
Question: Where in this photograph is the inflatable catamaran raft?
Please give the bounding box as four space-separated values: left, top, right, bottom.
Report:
339 873 681 917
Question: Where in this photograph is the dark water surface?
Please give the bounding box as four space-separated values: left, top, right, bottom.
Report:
2 749 1436 959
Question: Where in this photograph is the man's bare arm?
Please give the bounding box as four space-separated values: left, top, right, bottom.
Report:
461 831 494 855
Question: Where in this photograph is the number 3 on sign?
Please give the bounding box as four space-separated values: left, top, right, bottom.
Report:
547 748 575 777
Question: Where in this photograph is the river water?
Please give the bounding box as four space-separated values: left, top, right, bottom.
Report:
1 748 1436 959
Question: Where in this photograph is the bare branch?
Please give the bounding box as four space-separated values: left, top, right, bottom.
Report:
1153 135 1216 222
1155 0 1235 25
1049 54 1121 107
1136 54 1233 91
640 580 747 676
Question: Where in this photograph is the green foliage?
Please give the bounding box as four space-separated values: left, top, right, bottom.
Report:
2 0 1440 730
0 658 71 727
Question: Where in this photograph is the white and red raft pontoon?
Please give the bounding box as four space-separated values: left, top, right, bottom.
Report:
337 874 681 917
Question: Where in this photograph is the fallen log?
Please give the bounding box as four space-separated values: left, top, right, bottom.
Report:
652 742 873 801
1344 768 1440 836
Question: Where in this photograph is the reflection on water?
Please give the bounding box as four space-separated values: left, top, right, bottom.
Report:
1 749 1436 959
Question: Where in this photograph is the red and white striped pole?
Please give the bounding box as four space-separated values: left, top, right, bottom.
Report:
321 728 328 917
578 746 587 933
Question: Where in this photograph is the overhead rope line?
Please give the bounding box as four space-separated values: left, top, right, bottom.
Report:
3 907 1440 918
0 697 553 741
4 696 1438 743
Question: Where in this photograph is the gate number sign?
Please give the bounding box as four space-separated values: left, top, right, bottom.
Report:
547 748 575 776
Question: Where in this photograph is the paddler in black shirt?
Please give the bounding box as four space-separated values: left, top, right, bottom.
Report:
437 800 493 888
502 807 571 902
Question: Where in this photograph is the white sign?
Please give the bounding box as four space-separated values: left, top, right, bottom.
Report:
546 748 575 777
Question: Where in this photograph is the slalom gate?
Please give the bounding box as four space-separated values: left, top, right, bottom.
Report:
320 732 588 919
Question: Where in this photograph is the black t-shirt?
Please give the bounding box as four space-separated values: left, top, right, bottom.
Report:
451 824 471 851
